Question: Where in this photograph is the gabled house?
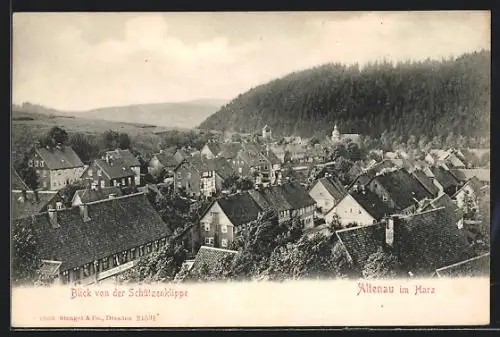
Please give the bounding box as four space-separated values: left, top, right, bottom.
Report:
179 246 239 280
452 176 485 212
104 149 141 186
196 193 263 249
428 165 462 196
327 186 395 227
418 192 464 228
336 207 476 277
308 176 347 216
425 149 466 168
367 168 434 214
14 192 172 285
72 184 123 206
12 189 64 220
81 157 136 190
148 149 179 179
247 182 316 228
411 169 441 198
27 144 85 190
200 141 222 160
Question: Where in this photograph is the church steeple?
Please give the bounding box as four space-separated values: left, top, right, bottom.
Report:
331 123 341 142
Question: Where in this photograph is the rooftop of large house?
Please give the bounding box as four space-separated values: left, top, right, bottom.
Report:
430 166 461 190
189 246 239 275
213 193 263 227
313 176 347 201
12 190 61 220
94 158 136 180
349 188 396 221
452 176 485 198
105 149 140 167
248 182 316 212
188 156 235 180
72 186 123 204
434 253 490 277
153 150 179 168
336 206 474 276
372 168 433 210
13 192 172 271
34 145 84 170
420 193 464 224
412 169 441 197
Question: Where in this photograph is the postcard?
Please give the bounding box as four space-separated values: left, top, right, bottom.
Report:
11 11 491 328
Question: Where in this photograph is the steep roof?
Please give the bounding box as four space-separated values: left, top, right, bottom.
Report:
208 158 235 180
412 169 440 197
204 142 222 156
73 186 123 204
190 246 239 275
314 177 347 201
435 253 490 277
335 224 384 268
12 168 29 190
372 168 433 210
452 176 484 199
350 189 396 220
153 151 179 168
248 182 316 212
397 207 475 275
14 193 172 271
105 149 140 167
421 193 464 224
95 158 136 180
218 143 243 159
35 145 84 170
216 193 264 226
12 190 60 220
430 166 461 190
449 169 490 183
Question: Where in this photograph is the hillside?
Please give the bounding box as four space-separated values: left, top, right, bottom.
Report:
199 51 490 140
13 99 226 129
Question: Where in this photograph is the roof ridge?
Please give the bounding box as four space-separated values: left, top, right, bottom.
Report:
199 245 239 254
86 191 145 205
435 252 490 272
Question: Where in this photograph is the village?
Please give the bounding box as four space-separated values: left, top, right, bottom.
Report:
11 120 491 286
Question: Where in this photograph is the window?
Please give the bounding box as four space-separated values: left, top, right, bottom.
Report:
221 239 228 247
40 160 44 167
221 225 228 233
56 202 63 210
35 160 39 167
205 237 214 245
113 255 120 267
128 177 132 185
383 196 388 201
238 167 243 174
28 160 33 167
97 170 102 177
100 180 105 188
121 178 125 186
43 181 47 188
358 209 362 214
204 223 210 231
102 258 109 270
88 169 93 176
350 208 352 213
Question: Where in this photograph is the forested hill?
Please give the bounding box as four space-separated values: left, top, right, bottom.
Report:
198 50 490 140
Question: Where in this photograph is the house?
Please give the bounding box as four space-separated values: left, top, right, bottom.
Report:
148 149 179 179
367 168 434 214
104 149 141 186
14 192 172 285
262 124 272 140
336 207 475 277
327 186 395 227
329 123 360 145
418 192 464 228
182 246 239 279
200 141 222 160
12 189 64 220
218 143 244 160
308 176 347 216
27 144 85 190
411 169 441 198
72 183 123 206
81 157 136 190
196 193 263 249
434 253 490 278
452 176 485 212
428 165 462 196
425 149 466 168
449 169 490 184
174 156 235 197
458 148 490 168
247 182 316 228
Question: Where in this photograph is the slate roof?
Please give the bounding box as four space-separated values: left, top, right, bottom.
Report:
35 145 84 170
73 186 123 204
412 169 440 197
350 189 396 220
153 151 179 168
421 193 464 224
430 166 461 190
218 143 244 159
248 182 316 212
189 157 235 180
397 207 475 275
14 193 172 271
216 193 264 226
105 149 140 167
95 158 136 180
314 177 347 201
190 246 239 275
12 190 60 220
449 169 490 183
435 253 490 277
335 224 384 267
12 169 29 190
372 168 433 210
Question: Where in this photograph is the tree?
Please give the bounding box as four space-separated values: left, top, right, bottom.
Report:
118 133 131 149
41 126 69 146
69 133 100 163
12 220 41 285
346 142 362 161
362 248 402 279
16 155 39 190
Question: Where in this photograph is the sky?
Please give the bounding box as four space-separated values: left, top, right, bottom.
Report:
12 11 490 111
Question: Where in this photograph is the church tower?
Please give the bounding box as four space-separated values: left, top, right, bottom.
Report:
331 124 341 142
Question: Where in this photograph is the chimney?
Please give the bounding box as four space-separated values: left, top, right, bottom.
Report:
79 204 91 222
48 208 59 228
385 215 400 247
33 190 40 203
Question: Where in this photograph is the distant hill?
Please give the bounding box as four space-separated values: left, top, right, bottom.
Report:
13 99 226 129
198 50 490 140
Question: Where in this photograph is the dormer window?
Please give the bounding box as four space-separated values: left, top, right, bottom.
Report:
56 202 63 210
88 169 93 176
